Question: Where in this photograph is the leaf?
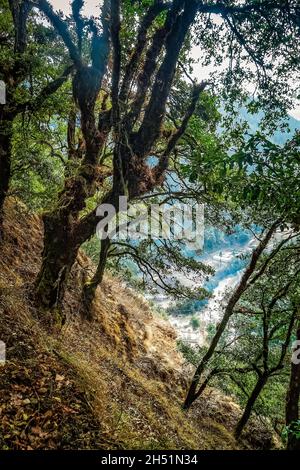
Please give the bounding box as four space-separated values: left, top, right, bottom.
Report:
55 374 64 382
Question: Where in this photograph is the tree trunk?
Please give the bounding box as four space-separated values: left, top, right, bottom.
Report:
34 213 79 314
183 310 234 409
34 74 110 312
33 0 199 317
286 323 300 450
235 374 268 439
35 184 115 314
0 119 13 240
80 184 125 317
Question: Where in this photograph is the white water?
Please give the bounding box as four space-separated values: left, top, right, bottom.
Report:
169 272 241 346
153 237 258 346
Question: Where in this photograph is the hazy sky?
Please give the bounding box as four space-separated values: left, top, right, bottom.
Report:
49 0 300 120
51 0 100 14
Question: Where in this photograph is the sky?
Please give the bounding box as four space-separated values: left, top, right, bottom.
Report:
51 0 100 14
49 0 300 120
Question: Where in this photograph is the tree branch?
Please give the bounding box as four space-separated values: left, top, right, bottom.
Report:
35 0 81 65
133 0 199 157
119 0 171 104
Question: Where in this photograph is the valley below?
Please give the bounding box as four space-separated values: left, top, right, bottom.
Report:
154 234 258 346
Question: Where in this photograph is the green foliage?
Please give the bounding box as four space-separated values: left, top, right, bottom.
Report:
190 316 200 331
203 235 300 432
177 340 203 367
283 420 300 440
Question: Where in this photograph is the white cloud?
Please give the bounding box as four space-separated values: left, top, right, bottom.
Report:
50 0 100 15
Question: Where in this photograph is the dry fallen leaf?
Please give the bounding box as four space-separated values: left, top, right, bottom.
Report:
55 374 64 382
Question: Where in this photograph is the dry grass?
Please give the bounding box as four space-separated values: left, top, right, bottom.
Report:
0 199 278 450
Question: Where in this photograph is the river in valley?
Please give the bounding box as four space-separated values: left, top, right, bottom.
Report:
152 236 258 346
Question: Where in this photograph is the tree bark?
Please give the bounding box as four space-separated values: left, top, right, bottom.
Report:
34 162 107 311
286 323 300 450
234 374 268 439
34 212 79 311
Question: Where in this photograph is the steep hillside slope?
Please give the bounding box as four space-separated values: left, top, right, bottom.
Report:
0 200 278 450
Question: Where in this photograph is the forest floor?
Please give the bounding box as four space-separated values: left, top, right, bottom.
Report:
0 199 281 450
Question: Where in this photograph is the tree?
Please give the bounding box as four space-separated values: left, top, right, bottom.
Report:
183 102 300 409
0 0 72 239
183 220 281 409
29 0 300 319
80 78 222 312
33 0 112 312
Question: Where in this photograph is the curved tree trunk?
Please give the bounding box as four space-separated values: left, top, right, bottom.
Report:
33 0 111 316
286 323 300 450
33 0 201 318
183 309 234 409
35 154 109 314
35 169 115 315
